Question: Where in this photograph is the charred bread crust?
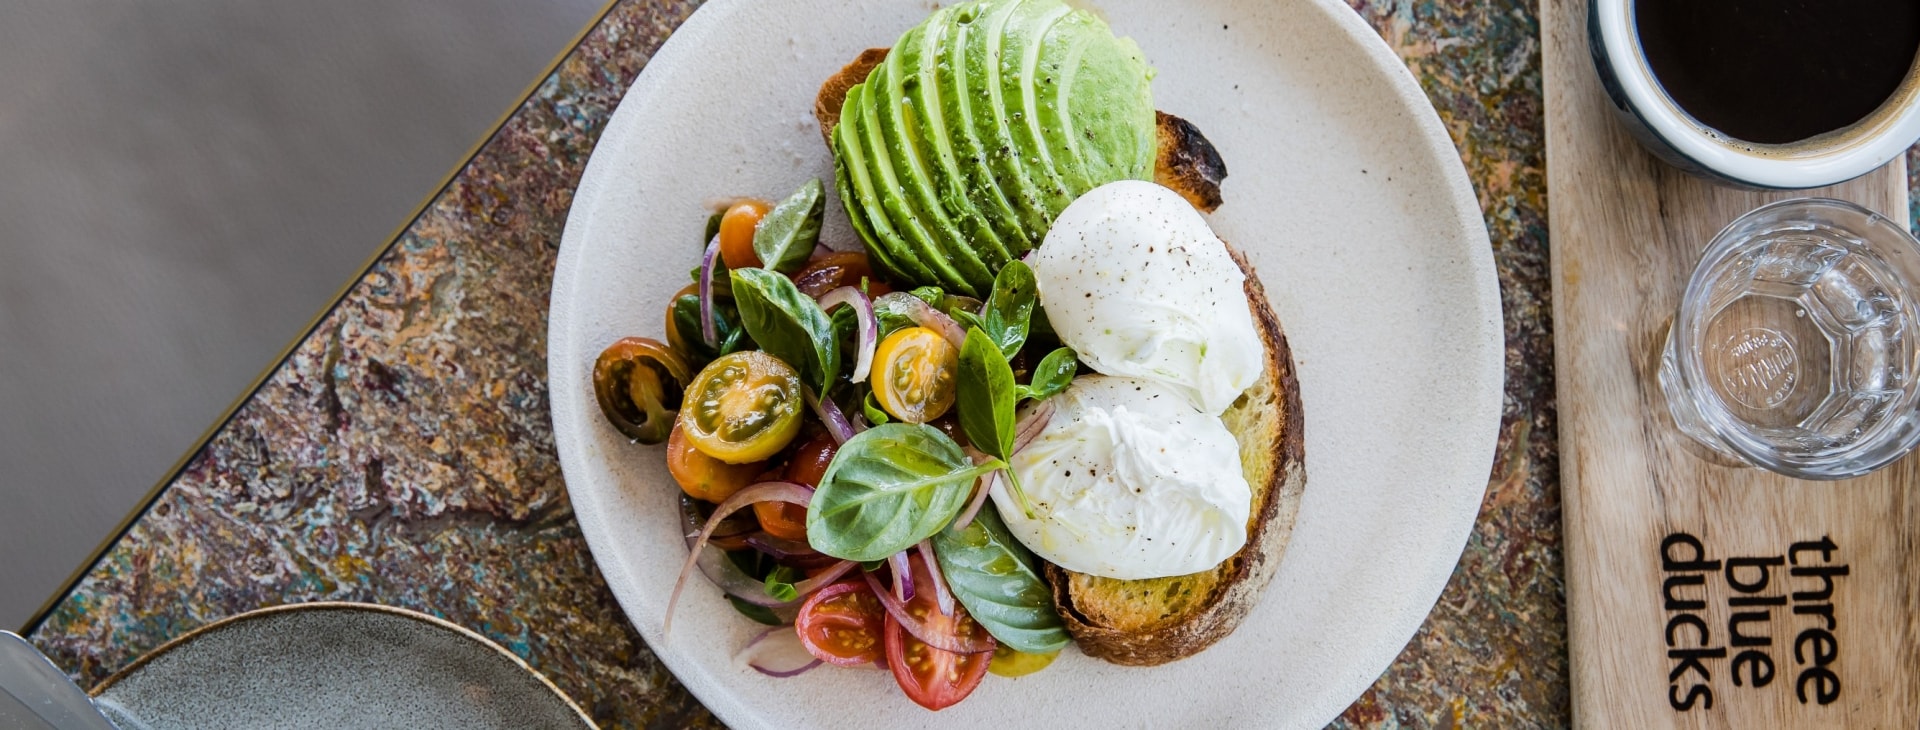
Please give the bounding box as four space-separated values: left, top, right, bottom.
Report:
814 48 890 145
1044 247 1306 666
813 49 1228 209
1153 111 1228 213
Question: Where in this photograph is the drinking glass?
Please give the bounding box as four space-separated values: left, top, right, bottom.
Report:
1660 198 1920 479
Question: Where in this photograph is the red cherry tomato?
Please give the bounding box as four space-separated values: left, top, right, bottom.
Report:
794 580 887 667
792 250 892 298
883 553 993 710
755 432 835 540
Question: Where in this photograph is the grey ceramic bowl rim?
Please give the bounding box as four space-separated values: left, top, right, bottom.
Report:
87 601 599 729
1590 0 1920 189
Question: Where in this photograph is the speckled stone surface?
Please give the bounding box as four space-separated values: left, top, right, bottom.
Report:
22 1 1920 728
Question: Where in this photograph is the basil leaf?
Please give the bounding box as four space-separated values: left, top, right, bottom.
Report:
909 286 945 307
764 565 802 603
731 268 840 393
669 294 749 364
1022 347 1078 402
933 506 1071 653
951 308 987 334
980 261 1037 358
728 596 782 626
863 389 890 425
957 329 1017 460
753 179 825 274
704 209 725 247
806 423 1003 562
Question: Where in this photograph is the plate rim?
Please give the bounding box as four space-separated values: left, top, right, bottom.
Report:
548 0 1504 726
88 601 600 729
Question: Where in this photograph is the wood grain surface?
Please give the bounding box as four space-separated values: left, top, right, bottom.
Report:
1544 0 1920 727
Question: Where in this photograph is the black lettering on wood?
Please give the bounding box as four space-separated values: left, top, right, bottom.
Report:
1669 683 1712 711
1668 647 1727 683
1792 603 1837 631
1663 533 1722 572
1666 613 1709 648
1730 650 1775 688
1728 611 1772 648
1664 573 1707 611
1796 666 1840 705
1794 628 1837 666
1787 536 1837 565
1725 556 1784 593
1788 564 1850 602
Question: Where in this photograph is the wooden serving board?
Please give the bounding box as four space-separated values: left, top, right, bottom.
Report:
1544 1 1920 727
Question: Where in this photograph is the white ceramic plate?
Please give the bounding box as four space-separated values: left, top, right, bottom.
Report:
549 1 1502 727
89 603 597 729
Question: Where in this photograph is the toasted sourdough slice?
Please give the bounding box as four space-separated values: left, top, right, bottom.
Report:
812 49 1228 213
1045 248 1306 666
818 48 1302 666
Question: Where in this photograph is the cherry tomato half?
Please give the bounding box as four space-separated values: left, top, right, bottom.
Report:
592 337 691 444
988 644 1059 677
795 580 887 667
679 351 804 464
755 433 835 540
884 553 994 711
666 423 764 503
872 327 958 424
718 200 770 270
792 250 893 299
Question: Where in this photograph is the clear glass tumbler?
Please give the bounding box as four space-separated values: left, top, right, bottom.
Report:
1659 198 1920 479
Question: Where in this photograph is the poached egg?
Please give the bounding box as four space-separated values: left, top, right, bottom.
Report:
1029 180 1265 416
992 376 1252 580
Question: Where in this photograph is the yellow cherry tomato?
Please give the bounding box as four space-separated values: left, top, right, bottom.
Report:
679 351 804 464
987 645 1059 677
718 200 770 270
872 327 958 424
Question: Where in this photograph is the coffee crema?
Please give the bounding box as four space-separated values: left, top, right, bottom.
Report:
1635 0 1920 145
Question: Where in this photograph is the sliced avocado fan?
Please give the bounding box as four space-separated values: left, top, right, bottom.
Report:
831 0 1156 295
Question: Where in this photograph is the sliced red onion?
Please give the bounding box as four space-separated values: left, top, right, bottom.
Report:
746 533 820 562
946 295 983 315
917 540 955 617
736 626 822 678
817 286 877 383
698 234 722 348
878 292 967 347
787 560 858 598
861 570 994 655
667 481 814 635
1012 398 1057 454
805 388 857 445
887 551 913 602
951 471 995 531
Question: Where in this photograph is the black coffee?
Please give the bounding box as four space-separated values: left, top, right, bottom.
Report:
1635 0 1920 145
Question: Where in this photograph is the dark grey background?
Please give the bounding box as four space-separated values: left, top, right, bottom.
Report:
1 0 604 629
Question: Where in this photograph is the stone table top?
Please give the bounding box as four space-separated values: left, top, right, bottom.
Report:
24 0 1920 727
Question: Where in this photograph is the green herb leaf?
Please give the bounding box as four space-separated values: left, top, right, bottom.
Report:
752 179 825 274
933 507 1071 653
764 565 802 603
731 268 840 393
1022 347 1078 402
704 209 726 247
951 308 986 334
805 423 1003 562
980 261 1037 358
861 560 887 572
958 328 1033 516
958 329 1017 460
728 596 783 626
669 294 749 365
863 389 891 425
